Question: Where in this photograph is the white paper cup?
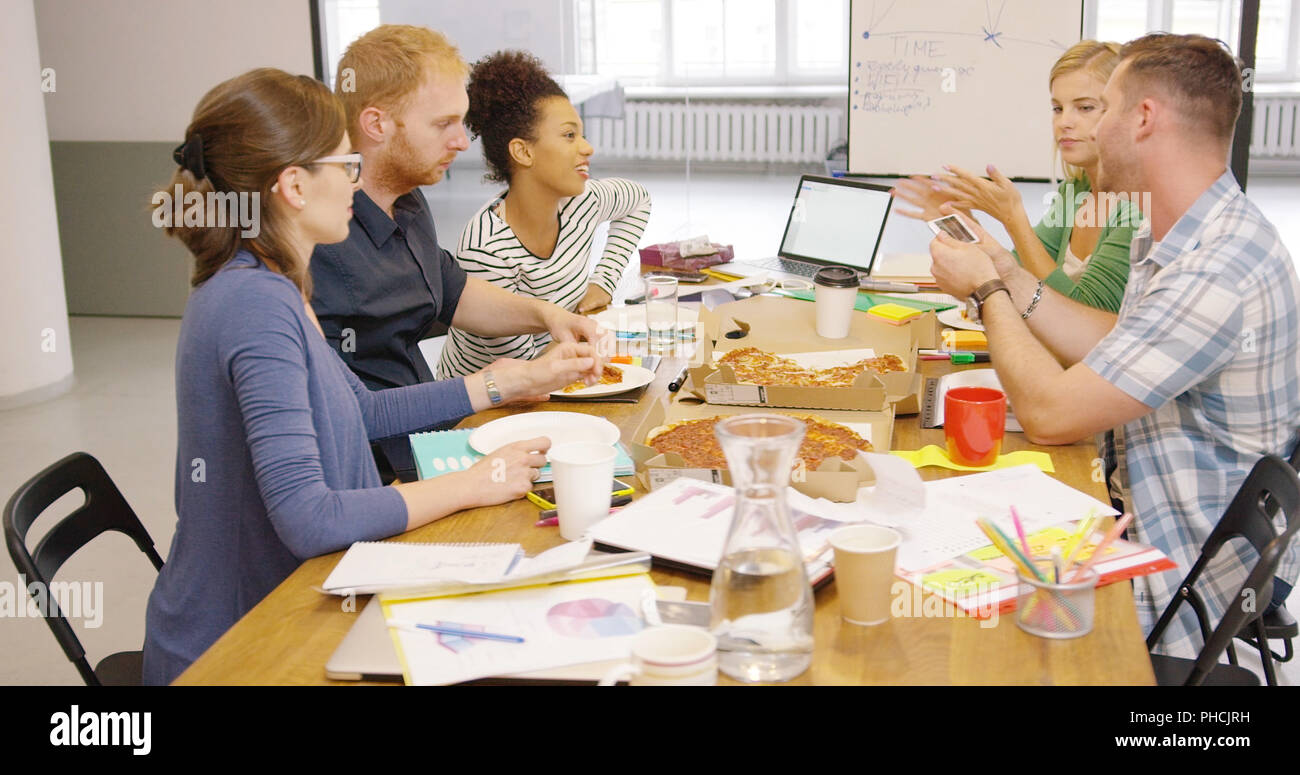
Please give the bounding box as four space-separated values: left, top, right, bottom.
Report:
548 442 618 541
829 524 902 625
598 625 718 686
813 266 860 339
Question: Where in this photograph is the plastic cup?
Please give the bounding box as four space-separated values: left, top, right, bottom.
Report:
644 275 679 353
944 386 1007 466
1015 560 1098 639
814 266 860 339
597 625 718 686
829 524 902 625
548 442 617 541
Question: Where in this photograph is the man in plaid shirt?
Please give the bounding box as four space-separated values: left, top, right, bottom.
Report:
927 33 1299 659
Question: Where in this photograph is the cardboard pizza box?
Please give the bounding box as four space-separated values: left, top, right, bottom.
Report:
689 296 923 413
628 394 892 502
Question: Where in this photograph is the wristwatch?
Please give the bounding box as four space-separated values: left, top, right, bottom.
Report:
966 279 1011 324
483 370 504 406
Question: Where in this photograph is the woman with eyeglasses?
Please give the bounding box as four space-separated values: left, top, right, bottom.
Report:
142 68 598 685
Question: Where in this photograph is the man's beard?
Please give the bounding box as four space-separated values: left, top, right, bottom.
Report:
374 126 443 194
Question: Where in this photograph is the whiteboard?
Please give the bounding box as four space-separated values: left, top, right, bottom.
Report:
848 0 1083 179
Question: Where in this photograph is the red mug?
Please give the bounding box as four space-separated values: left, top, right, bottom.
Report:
944 386 1007 467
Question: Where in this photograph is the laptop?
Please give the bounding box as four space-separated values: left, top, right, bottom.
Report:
712 175 895 284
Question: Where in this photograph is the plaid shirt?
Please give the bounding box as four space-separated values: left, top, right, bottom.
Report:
1083 171 1300 659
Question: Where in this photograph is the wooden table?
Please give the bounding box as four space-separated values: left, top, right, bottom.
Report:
176 359 1156 685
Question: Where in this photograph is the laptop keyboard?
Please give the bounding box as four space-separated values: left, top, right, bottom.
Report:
748 257 821 277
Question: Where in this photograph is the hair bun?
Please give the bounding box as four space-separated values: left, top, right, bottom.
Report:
172 134 207 180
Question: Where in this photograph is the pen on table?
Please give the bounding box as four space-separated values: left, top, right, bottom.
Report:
668 365 691 392
859 279 919 293
386 620 526 643
918 350 990 363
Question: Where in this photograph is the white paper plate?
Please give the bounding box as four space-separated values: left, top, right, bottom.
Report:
937 306 985 332
468 412 620 454
550 364 656 398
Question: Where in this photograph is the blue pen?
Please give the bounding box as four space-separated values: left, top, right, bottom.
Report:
387 619 526 643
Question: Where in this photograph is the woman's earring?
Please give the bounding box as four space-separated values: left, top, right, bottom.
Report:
298 199 306 207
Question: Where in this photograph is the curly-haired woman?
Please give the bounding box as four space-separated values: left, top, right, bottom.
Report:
436 50 652 379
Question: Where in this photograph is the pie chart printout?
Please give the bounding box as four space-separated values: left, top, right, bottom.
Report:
546 599 643 639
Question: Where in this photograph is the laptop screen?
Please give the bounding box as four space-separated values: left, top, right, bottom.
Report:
778 177 893 271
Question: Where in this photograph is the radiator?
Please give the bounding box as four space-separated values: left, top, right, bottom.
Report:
588 96 1297 163
1251 95 1300 159
586 101 844 164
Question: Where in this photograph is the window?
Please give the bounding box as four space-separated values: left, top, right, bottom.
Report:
318 0 381 88
1091 0 1300 83
574 0 848 86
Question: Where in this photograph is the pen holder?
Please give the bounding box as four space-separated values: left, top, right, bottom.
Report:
1014 561 1097 640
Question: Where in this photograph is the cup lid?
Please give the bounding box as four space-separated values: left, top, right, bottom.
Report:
813 266 860 288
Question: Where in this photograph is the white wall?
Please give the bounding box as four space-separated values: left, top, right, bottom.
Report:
1 0 73 406
36 0 316 142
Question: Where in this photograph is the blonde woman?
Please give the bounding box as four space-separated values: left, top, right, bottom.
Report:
894 41 1139 313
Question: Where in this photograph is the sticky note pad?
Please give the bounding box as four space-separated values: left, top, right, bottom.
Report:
868 303 924 325
945 330 988 350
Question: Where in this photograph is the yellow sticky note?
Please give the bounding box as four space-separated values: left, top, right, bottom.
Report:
922 568 1003 596
868 303 925 324
969 526 1072 561
890 445 1054 473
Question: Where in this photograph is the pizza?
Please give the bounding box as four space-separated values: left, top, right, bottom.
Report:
560 364 624 393
716 347 905 388
646 415 872 470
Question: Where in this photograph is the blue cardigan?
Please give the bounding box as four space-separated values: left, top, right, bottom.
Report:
143 252 473 685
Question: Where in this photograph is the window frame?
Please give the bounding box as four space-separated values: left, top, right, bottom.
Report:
575 0 849 87
1086 0 1300 84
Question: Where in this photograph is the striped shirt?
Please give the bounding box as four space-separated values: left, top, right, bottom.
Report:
436 178 651 378
1083 171 1300 659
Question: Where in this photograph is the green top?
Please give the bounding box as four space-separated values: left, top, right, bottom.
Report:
1014 178 1141 313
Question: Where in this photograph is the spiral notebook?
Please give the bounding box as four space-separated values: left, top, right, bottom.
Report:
321 541 523 595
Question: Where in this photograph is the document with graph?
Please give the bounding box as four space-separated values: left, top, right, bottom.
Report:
379 574 655 685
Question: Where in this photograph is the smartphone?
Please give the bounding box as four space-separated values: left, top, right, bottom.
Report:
926 213 979 243
526 478 635 510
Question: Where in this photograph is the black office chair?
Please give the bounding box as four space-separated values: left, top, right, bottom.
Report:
1232 435 1300 680
1147 454 1300 686
3 452 164 686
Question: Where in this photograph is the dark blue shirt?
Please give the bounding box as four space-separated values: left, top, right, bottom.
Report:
310 188 468 390
142 252 474 684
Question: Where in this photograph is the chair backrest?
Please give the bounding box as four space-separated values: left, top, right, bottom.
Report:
3 452 164 685
1185 529 1299 685
1146 454 1300 676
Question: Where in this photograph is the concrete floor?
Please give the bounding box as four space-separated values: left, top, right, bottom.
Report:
2 166 1298 685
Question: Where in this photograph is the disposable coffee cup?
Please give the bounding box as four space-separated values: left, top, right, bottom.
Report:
548 442 617 541
813 266 860 339
829 524 902 625
597 625 718 686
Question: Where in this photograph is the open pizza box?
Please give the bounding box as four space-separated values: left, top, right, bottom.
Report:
687 296 924 414
628 394 893 502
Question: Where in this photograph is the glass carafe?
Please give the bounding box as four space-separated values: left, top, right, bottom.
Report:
709 414 814 683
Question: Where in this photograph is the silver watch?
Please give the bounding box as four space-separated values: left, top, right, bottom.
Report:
483 370 504 406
